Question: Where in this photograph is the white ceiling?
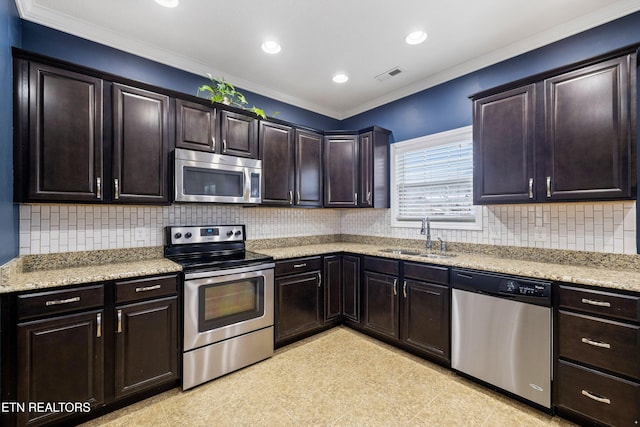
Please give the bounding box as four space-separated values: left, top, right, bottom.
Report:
15 0 640 119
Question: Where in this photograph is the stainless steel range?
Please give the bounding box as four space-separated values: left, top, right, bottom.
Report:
164 225 275 390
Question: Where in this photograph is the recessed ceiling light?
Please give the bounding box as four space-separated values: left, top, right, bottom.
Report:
332 73 349 84
405 30 427 45
154 0 179 7
261 40 281 54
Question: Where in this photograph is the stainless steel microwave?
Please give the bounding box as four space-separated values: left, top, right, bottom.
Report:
174 148 262 204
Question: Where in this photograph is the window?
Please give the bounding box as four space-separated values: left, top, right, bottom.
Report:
391 126 481 230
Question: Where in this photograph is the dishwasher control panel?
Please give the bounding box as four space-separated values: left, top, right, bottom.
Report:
499 280 550 297
450 268 552 306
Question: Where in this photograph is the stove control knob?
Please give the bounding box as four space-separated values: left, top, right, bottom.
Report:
174 232 182 239
185 232 192 239
234 230 242 236
227 231 234 237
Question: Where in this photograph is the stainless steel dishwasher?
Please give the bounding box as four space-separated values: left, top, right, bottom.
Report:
451 268 552 409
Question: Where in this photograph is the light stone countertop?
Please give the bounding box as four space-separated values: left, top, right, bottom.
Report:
2 240 639 295
255 242 640 293
0 249 182 294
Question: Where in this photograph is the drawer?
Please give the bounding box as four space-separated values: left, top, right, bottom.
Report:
363 256 399 276
116 275 178 304
403 262 448 285
556 360 640 426
559 284 640 322
558 310 640 380
275 257 322 276
17 284 104 320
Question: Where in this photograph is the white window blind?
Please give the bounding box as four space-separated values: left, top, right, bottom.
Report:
394 134 474 223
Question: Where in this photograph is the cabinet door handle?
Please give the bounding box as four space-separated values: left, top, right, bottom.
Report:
114 178 120 200
288 190 294 205
367 191 371 204
296 191 300 205
117 309 122 334
317 272 322 287
528 178 534 199
96 313 102 338
293 263 307 268
581 390 611 405
581 338 611 349
45 296 80 306
393 279 397 296
96 177 102 199
222 139 227 152
135 284 162 293
403 281 407 299
581 298 611 308
354 193 358 206
546 176 551 198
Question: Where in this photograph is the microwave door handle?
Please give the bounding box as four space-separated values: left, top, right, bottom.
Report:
244 168 250 199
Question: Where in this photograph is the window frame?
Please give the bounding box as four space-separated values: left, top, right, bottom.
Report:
390 125 482 231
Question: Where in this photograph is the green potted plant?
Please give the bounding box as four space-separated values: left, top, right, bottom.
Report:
197 73 267 119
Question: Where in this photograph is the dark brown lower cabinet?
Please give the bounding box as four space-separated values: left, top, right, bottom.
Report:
4 274 179 427
17 310 105 427
401 280 449 361
275 257 323 346
362 270 399 340
322 254 361 325
361 257 450 364
114 296 178 399
555 283 640 426
556 360 640 426
341 255 361 323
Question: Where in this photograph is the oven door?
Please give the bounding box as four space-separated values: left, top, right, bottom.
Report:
183 264 274 351
174 148 262 204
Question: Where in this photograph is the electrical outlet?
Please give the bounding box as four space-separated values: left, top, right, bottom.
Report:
134 227 146 241
534 227 547 242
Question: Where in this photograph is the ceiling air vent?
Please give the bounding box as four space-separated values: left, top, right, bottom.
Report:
375 66 404 82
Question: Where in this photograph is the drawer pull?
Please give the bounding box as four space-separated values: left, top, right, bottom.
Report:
293 263 307 268
581 390 611 405
45 296 80 306
581 337 611 349
581 298 611 308
135 284 162 293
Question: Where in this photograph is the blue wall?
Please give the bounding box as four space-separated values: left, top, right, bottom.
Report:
20 21 341 131
342 11 640 143
0 0 20 265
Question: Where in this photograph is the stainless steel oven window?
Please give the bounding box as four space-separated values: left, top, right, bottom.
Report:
198 276 265 332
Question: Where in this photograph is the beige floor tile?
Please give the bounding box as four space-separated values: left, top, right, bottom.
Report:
80 327 575 427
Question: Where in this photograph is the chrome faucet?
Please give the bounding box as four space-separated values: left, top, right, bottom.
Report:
420 217 431 251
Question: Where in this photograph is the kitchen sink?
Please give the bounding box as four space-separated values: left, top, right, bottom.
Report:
379 248 456 259
419 253 457 259
379 248 422 255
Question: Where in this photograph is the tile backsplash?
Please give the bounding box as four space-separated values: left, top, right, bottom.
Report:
19 201 637 255
341 201 637 254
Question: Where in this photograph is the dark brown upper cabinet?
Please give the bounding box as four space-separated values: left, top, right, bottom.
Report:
112 84 170 204
14 57 171 205
220 110 258 158
324 133 359 207
472 49 636 204
175 98 216 152
15 60 104 202
260 122 323 207
324 127 390 208
473 84 536 204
